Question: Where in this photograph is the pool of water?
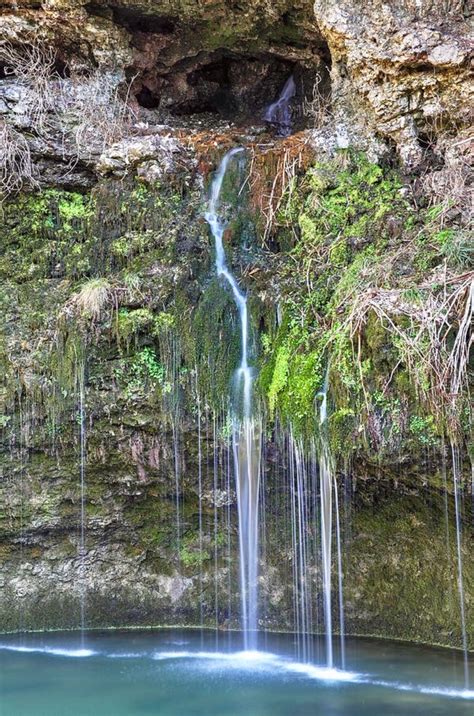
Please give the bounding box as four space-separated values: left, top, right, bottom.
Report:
0 629 472 715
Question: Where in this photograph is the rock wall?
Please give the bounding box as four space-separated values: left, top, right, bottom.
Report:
1 1 471 167
0 0 472 648
313 0 473 166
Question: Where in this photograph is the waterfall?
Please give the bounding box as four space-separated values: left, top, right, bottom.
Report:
194 367 204 637
319 444 333 666
289 434 316 663
451 443 469 688
77 364 86 645
205 148 261 650
334 477 346 669
318 368 345 668
263 76 296 136
318 369 333 667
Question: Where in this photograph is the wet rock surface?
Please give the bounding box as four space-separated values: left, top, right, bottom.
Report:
0 0 472 648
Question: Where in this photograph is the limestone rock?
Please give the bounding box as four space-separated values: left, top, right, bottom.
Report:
96 134 185 178
313 0 473 166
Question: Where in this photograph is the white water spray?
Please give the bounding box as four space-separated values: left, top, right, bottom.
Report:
205 148 261 650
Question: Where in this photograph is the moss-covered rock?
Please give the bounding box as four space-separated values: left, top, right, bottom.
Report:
0 140 471 653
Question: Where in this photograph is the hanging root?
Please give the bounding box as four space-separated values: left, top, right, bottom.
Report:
339 271 473 431
0 40 58 135
245 134 312 244
0 121 39 198
59 69 137 160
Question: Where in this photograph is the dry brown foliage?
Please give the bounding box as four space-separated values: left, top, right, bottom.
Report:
245 134 313 243
342 272 473 432
0 120 39 197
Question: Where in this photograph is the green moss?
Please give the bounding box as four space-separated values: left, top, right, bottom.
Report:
191 278 241 405
267 344 290 416
260 314 324 433
180 544 211 568
113 348 169 402
0 190 91 279
328 408 356 454
259 151 469 451
117 308 155 343
329 239 349 268
409 415 438 447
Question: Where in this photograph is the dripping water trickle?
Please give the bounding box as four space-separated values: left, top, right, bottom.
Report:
205 148 261 651
451 442 469 689
78 364 86 647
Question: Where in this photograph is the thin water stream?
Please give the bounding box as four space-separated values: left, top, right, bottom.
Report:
319 369 334 668
77 364 86 646
205 148 261 650
451 442 469 688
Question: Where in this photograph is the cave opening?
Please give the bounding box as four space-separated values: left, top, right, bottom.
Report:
133 50 330 132
81 3 332 133
113 8 177 35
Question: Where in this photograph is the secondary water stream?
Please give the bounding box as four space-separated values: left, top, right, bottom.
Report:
77 363 87 646
264 76 296 136
451 442 470 688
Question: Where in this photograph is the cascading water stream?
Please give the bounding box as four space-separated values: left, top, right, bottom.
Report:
205 148 261 651
318 369 333 667
263 76 296 137
318 368 346 669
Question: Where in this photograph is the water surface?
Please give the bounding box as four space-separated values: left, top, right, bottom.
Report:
0 629 472 715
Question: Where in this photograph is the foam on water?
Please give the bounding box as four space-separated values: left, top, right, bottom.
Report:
368 679 474 701
0 644 96 658
149 648 474 700
152 649 275 664
151 649 358 681
2 642 472 701
285 661 358 683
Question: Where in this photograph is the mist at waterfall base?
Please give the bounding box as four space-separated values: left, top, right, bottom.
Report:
0 630 473 715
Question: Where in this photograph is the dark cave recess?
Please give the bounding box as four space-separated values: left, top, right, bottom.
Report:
131 50 330 129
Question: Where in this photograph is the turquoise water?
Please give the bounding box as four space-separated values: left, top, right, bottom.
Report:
0 630 472 715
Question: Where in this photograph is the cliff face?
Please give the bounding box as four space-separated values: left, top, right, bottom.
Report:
313 0 472 165
1 1 471 169
0 1 472 647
